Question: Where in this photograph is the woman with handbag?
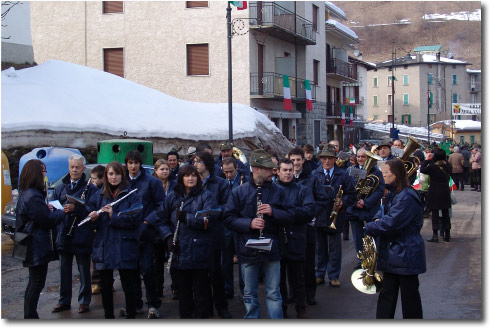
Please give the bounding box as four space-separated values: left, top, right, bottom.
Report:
420 148 453 242
16 159 62 319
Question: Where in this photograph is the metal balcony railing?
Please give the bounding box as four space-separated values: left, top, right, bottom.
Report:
326 101 343 117
327 58 357 80
249 2 316 44
250 72 316 101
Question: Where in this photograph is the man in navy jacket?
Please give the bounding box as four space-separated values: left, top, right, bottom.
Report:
224 149 294 319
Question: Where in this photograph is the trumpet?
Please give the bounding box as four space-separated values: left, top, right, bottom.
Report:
351 235 383 294
335 157 345 168
355 151 382 200
400 136 422 178
328 185 343 229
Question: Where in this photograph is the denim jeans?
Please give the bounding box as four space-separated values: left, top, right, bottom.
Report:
316 230 342 280
59 253 92 305
241 261 283 319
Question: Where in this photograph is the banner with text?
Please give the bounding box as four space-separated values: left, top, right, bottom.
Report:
452 103 481 116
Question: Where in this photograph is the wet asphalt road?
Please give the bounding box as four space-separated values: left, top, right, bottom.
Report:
1 187 481 320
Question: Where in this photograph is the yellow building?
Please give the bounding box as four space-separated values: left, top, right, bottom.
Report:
430 120 481 144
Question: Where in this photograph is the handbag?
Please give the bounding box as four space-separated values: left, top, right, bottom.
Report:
12 231 30 261
450 191 457 205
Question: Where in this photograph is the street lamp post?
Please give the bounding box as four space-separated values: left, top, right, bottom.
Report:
390 41 411 141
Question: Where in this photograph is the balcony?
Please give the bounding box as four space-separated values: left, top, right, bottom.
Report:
327 58 357 82
250 72 316 101
343 97 360 105
326 101 342 117
249 2 316 45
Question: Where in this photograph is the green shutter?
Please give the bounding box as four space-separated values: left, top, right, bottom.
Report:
408 114 411 124
401 115 404 123
430 92 433 108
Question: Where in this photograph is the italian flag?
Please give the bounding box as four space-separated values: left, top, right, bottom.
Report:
412 175 421 190
449 176 456 191
229 1 247 10
283 75 292 111
341 105 346 126
349 106 354 126
350 144 356 154
305 80 313 111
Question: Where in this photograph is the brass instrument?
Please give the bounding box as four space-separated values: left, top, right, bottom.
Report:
335 157 345 168
355 151 382 200
233 146 248 165
401 136 422 178
67 178 91 237
328 185 343 229
351 235 383 294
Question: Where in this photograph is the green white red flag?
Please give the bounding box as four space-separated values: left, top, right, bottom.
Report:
229 1 247 10
283 75 292 111
449 176 456 191
349 107 354 126
341 105 346 126
305 80 313 111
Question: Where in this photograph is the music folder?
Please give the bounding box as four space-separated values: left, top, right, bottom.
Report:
66 194 85 205
245 238 273 251
349 167 366 180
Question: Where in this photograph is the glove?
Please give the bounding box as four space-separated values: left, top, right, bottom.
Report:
177 209 187 223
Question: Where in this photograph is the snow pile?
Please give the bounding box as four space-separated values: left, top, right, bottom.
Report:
326 19 359 41
1 60 281 141
423 9 481 21
364 122 445 141
324 1 346 20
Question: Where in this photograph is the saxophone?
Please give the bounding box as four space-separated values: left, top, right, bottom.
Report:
328 185 343 229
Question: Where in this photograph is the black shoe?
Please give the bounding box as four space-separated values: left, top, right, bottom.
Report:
306 297 317 305
52 304 71 313
217 308 232 319
171 290 179 300
286 296 294 304
427 236 438 242
282 306 288 318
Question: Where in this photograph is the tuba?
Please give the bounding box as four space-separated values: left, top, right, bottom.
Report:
233 146 248 165
351 235 383 294
355 151 382 200
401 136 421 178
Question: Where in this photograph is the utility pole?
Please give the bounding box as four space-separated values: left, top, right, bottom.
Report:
227 2 233 143
427 74 430 145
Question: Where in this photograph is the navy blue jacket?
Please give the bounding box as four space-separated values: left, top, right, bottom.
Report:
16 188 62 267
312 165 356 233
51 173 98 255
295 166 328 218
128 168 165 243
224 180 295 263
303 157 320 173
364 186 426 275
215 155 250 180
346 166 385 222
88 187 142 270
157 188 219 270
277 180 315 262
168 166 180 181
202 174 230 250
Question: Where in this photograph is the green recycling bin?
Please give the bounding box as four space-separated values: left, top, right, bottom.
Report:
97 139 153 165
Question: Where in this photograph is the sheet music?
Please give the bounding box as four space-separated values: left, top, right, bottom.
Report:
49 200 63 210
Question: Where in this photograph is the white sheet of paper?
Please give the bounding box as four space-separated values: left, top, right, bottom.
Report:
49 200 64 210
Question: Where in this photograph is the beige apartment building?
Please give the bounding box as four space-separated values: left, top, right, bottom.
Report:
367 46 471 128
30 1 336 147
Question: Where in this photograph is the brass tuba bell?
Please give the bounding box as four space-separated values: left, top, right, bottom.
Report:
355 151 382 200
401 136 422 178
351 235 383 294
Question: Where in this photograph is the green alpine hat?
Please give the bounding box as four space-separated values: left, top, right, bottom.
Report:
317 145 337 158
249 149 277 168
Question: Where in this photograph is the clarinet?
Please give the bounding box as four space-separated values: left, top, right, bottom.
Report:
256 179 264 239
45 177 55 252
167 201 184 272
67 178 91 237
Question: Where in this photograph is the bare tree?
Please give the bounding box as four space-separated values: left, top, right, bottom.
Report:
2 1 22 40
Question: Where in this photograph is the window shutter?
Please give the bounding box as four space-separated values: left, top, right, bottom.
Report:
187 44 209 75
401 115 404 123
103 1 123 13
312 5 318 31
104 48 124 77
408 114 411 124
186 1 208 8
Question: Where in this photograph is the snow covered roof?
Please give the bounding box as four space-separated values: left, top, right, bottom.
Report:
421 54 467 64
324 1 346 20
325 19 359 43
376 53 468 68
467 69 481 74
431 120 481 131
1 60 282 141
364 122 445 141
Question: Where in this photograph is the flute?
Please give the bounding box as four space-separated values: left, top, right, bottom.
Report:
78 188 138 227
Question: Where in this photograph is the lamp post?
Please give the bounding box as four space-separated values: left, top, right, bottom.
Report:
390 41 411 141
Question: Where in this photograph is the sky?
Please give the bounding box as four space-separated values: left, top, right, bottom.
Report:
1 60 281 142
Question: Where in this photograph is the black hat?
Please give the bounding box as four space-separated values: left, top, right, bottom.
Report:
220 141 233 151
249 149 277 168
376 138 392 150
317 145 337 158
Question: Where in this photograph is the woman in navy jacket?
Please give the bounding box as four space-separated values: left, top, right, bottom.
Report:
364 158 426 319
157 164 218 319
87 161 142 319
16 159 62 319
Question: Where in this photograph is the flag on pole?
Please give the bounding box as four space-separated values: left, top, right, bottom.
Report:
229 1 247 10
341 105 346 126
349 106 354 126
305 80 313 111
449 176 456 191
350 144 357 154
412 175 421 190
283 75 292 111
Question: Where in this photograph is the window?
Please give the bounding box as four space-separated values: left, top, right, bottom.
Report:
429 114 436 123
103 1 123 14
428 64 432 68
313 60 319 85
453 93 458 103
403 65 408 69
103 48 124 77
452 74 457 85
186 1 208 8
428 73 433 85
373 76 378 88
373 95 378 106
401 114 411 124
312 4 318 31
403 94 409 105
460 136 465 144
187 44 209 75
403 74 409 85
387 115 393 123
373 114 378 120
470 135 475 143
452 64 457 69
387 94 392 106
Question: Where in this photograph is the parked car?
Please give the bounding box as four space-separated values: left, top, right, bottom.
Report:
1 164 154 239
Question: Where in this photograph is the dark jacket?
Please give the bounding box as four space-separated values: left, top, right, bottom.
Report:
346 166 385 222
88 187 142 270
215 155 250 180
223 180 295 263
303 157 320 173
420 159 452 210
168 166 180 181
312 165 356 233
128 168 165 243
202 174 230 250
364 186 426 275
157 188 219 270
295 165 328 218
277 180 315 262
16 188 62 267
52 173 98 255
461 148 471 168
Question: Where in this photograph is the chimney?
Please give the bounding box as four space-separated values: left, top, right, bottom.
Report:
436 52 441 62
417 53 423 62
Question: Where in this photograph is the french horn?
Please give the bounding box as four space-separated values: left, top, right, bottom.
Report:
351 235 383 294
400 136 421 178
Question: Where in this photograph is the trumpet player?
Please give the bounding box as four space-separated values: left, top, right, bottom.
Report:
312 146 356 288
51 155 97 314
346 148 385 269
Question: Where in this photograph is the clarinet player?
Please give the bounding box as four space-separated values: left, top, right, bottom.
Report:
51 155 98 314
86 161 142 319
